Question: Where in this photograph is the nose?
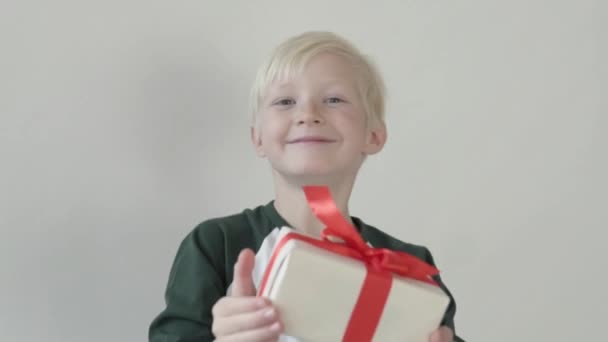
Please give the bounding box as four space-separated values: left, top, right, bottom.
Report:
295 101 324 125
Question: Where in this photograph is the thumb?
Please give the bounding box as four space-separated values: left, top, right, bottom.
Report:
231 248 257 297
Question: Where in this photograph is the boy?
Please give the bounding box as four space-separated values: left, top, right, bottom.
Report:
148 31 462 342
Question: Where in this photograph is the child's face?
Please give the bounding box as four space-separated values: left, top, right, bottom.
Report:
252 52 385 182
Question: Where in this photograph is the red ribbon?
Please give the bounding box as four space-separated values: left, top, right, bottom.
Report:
303 186 440 287
258 185 440 342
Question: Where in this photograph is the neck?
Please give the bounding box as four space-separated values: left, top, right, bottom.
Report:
272 171 357 236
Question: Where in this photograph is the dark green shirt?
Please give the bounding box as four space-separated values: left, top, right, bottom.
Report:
148 201 462 341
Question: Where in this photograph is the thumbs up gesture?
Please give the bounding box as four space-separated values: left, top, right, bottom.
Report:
211 249 284 341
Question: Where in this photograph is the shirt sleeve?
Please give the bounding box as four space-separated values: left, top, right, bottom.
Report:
148 221 227 342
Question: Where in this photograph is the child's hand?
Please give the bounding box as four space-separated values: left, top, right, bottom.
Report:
211 249 283 342
429 326 454 342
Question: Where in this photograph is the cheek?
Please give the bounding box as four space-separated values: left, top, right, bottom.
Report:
266 120 287 139
335 112 367 134
259 118 289 145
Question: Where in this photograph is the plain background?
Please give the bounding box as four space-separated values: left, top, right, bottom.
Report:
1 0 606 341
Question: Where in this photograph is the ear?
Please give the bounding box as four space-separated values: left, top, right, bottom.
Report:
363 121 387 155
250 125 266 158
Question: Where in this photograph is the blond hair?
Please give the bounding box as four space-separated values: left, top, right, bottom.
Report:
248 31 386 129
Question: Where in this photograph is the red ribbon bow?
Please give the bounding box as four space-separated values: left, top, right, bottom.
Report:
304 185 440 286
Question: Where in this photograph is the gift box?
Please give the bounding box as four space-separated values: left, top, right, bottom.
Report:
257 186 451 342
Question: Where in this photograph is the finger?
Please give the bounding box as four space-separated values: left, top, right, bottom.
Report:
212 296 270 318
429 326 453 342
231 249 257 297
217 321 283 342
213 306 281 337
429 330 440 342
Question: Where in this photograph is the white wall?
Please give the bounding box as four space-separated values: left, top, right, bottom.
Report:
1 1 606 341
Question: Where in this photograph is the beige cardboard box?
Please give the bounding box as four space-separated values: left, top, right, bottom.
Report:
259 228 450 342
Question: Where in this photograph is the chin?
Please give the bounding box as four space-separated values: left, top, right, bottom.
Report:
289 162 336 175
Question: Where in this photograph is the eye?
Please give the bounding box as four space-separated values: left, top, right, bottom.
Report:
326 97 345 104
273 98 295 106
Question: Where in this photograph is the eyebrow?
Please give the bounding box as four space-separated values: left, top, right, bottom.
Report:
275 82 294 90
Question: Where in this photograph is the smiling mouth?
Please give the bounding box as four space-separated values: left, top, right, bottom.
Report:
287 137 336 144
